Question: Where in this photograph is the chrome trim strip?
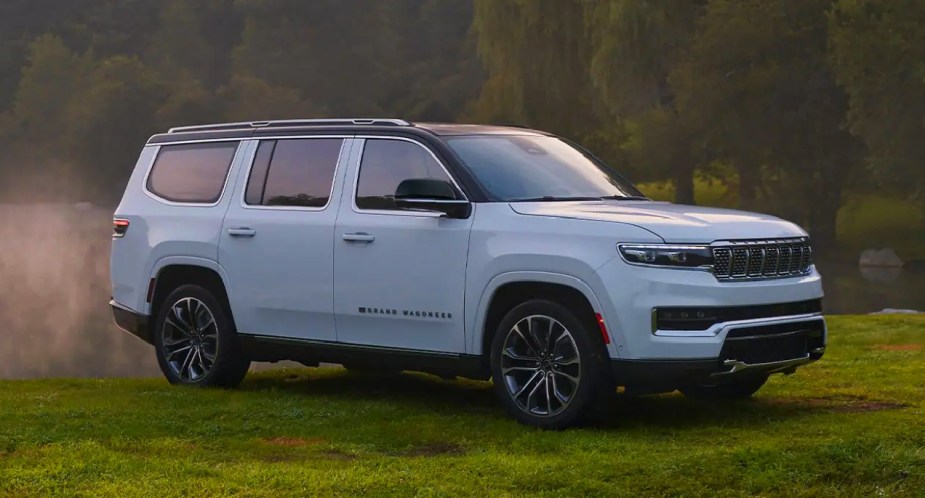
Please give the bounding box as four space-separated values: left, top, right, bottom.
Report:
712 354 814 376
109 299 140 314
653 312 824 338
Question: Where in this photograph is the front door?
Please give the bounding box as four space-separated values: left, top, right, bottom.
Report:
333 137 473 352
219 136 354 340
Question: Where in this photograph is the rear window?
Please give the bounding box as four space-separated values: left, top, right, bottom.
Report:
146 142 238 203
245 138 343 208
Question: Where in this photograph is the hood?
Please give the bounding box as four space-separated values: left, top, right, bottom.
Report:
509 201 807 243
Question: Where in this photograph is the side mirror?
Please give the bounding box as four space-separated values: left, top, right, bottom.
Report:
394 178 471 219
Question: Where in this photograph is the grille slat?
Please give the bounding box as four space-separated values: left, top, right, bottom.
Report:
747 248 764 276
731 248 748 276
764 247 779 276
711 239 812 281
714 248 731 277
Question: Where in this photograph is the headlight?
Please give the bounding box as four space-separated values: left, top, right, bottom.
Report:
618 244 713 269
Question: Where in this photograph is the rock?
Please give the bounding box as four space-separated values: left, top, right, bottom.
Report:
859 265 902 283
859 248 903 267
869 308 922 315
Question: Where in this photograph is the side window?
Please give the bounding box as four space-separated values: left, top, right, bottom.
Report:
356 139 459 211
245 138 343 208
147 142 238 203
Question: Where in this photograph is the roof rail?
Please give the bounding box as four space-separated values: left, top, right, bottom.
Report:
168 118 411 134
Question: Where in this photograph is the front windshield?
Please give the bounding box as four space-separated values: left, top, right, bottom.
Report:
445 135 645 201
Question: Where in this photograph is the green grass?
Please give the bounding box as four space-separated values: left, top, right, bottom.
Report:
638 180 925 262
1 316 924 497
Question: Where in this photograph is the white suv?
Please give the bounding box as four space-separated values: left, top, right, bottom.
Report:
110 118 826 428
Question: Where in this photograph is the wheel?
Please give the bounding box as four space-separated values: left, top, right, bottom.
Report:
153 284 250 387
679 374 768 399
490 300 611 429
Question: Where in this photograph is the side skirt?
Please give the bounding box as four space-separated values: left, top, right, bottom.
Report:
237 334 489 380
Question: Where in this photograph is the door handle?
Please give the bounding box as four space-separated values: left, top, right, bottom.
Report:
342 232 375 243
227 227 257 238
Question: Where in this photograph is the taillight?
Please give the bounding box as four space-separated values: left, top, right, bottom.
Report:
113 218 130 238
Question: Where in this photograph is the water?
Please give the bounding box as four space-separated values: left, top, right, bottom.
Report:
0 203 922 379
815 259 925 314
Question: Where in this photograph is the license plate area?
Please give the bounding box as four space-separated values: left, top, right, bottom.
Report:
720 320 825 364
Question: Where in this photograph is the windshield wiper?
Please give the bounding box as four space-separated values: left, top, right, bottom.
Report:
510 196 604 202
597 195 651 201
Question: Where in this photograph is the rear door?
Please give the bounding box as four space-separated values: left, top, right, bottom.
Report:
332 136 473 353
219 136 355 340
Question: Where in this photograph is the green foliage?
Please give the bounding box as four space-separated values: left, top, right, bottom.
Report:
67 56 167 203
0 0 922 250
470 0 598 135
7 34 90 153
0 0 479 202
587 0 703 116
218 75 317 121
0 316 923 496
669 0 863 247
829 0 925 201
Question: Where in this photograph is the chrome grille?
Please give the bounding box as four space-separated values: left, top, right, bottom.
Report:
712 239 812 281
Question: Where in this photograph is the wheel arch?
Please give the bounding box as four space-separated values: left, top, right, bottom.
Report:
471 272 615 358
147 257 235 330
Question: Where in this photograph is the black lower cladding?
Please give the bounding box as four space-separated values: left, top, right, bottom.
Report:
110 300 152 345
721 319 826 364
238 334 490 380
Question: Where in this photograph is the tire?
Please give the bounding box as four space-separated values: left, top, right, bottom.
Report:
490 299 611 429
679 374 768 400
153 284 250 388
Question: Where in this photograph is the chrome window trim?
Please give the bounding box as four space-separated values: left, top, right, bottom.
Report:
141 141 242 208
350 136 470 217
238 136 350 213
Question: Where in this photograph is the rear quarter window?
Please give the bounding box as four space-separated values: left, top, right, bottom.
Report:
146 142 238 203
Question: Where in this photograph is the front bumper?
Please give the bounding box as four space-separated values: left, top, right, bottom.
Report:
595 257 826 360
110 299 152 345
610 316 825 391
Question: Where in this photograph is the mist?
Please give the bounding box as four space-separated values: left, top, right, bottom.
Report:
0 196 160 379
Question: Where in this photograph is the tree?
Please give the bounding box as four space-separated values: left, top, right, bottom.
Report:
146 0 241 91
66 56 166 203
7 34 89 140
469 0 598 136
585 0 705 202
829 0 925 202
671 0 862 249
218 75 318 121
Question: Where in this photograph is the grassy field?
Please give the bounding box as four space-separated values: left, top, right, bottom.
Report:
1 315 923 497
638 180 925 262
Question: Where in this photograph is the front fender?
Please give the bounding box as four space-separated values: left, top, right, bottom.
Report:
466 270 620 358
